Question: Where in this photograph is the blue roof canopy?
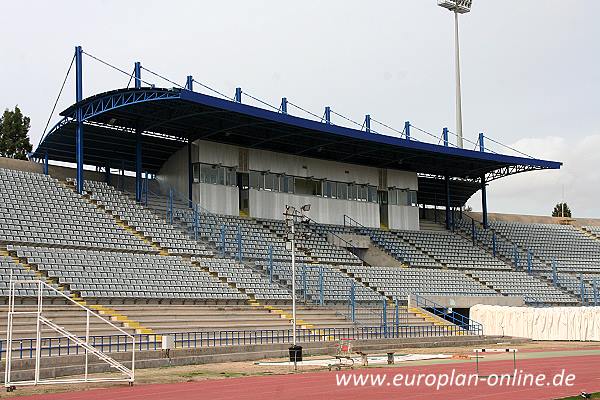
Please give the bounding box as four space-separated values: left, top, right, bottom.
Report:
34 87 561 206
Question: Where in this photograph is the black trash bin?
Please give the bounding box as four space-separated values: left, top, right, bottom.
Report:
289 345 303 363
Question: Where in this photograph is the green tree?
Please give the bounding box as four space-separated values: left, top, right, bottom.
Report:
0 106 33 160
552 202 572 218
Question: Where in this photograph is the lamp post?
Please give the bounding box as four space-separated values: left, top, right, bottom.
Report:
283 204 311 370
437 0 472 149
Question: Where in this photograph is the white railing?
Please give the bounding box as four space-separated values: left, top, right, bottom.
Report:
4 280 135 391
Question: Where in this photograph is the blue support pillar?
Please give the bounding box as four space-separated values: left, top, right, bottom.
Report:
134 62 141 89
134 61 142 202
186 75 193 91
302 264 307 303
479 133 489 229
237 225 242 262
593 279 598 306
43 152 49 175
552 260 558 286
382 298 388 337
527 250 533 274
404 121 410 140
104 163 111 185
188 139 193 208
481 175 488 229
443 127 449 147
350 281 356 322
394 298 399 338
221 225 226 257
324 106 331 124
492 232 497 257
268 245 273 283
365 115 371 133
580 274 586 304
193 204 199 241
280 97 287 114
168 187 173 225
136 131 142 202
319 266 324 306
445 175 451 230
120 160 125 191
235 87 242 103
75 46 84 194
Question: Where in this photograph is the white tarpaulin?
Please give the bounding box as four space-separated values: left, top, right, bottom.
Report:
471 305 600 341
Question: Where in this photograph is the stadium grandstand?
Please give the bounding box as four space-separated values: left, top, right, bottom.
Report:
2 45 600 391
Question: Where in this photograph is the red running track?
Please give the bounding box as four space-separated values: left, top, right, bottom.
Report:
14 354 600 400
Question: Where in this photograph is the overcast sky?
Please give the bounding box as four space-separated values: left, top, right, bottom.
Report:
1 1 598 217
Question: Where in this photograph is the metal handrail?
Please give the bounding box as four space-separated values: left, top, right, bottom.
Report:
413 293 483 334
0 324 476 361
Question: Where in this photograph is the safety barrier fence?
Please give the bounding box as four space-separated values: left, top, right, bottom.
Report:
0 324 480 362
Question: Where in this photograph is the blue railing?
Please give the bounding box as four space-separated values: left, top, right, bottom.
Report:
413 294 483 335
0 324 474 361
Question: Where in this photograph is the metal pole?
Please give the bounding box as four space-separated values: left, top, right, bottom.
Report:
350 281 355 322
445 175 451 230
235 87 242 103
281 97 288 114
454 9 464 148
319 266 324 306
404 121 410 140
302 264 307 303
221 225 226 257
186 75 193 91
75 45 84 194
382 298 388 337
134 62 142 202
443 127 449 147
268 244 273 283
291 219 296 346
188 139 193 207
237 225 242 262
580 274 586 305
395 298 399 338
324 106 331 124
365 115 371 133
44 152 49 175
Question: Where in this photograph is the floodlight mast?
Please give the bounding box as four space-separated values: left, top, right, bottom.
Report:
283 204 311 370
438 0 472 149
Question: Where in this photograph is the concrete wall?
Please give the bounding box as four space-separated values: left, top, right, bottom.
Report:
388 205 420 230
157 145 189 197
156 141 419 227
387 169 418 190
198 183 239 215
249 189 379 227
249 148 379 184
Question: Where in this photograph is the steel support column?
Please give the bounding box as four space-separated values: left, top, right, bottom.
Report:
188 139 193 207
43 152 49 175
365 115 371 133
75 46 84 194
479 133 488 229
405 121 410 140
445 175 451 230
134 62 142 202
324 106 331 124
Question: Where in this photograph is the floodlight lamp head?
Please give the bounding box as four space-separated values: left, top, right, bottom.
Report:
437 0 472 14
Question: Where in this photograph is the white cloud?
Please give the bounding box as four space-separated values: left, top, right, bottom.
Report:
468 135 600 218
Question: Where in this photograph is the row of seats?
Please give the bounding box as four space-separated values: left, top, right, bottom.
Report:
0 169 151 252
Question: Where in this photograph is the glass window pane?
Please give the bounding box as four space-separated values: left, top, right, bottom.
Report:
193 164 200 183
337 182 348 200
249 171 260 189
368 186 377 203
217 167 225 185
